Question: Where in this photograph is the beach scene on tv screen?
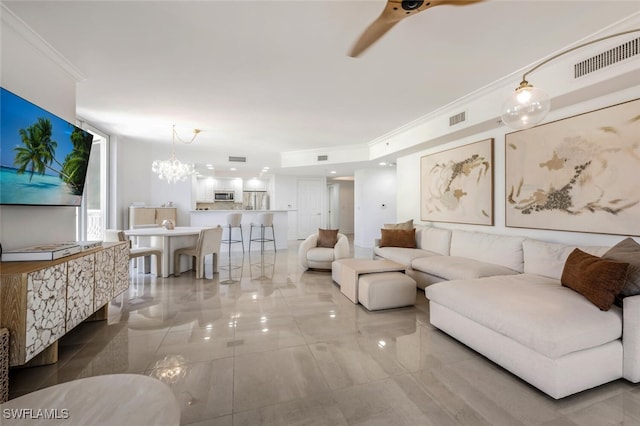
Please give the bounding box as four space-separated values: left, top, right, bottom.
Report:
0 88 94 206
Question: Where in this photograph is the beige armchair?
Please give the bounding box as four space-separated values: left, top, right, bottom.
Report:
174 227 223 279
298 232 350 270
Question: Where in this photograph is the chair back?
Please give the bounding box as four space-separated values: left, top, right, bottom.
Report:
227 213 242 228
197 226 223 257
257 213 274 227
105 229 127 242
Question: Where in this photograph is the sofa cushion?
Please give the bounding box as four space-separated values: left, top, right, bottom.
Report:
306 247 336 262
379 228 416 248
450 230 524 272
561 249 628 311
384 219 413 229
374 246 438 267
416 226 452 255
317 229 339 248
603 238 640 306
523 239 609 280
425 274 623 358
412 256 519 281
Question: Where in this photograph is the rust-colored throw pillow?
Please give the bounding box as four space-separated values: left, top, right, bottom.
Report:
317 229 339 248
602 237 640 307
383 219 414 230
379 228 416 248
561 248 629 311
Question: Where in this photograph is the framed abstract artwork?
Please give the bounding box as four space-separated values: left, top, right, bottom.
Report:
505 98 640 235
420 138 494 225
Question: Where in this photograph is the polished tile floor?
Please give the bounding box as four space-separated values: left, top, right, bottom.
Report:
8 240 640 425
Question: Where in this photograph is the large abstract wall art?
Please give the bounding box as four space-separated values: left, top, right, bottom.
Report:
421 138 494 225
505 98 640 235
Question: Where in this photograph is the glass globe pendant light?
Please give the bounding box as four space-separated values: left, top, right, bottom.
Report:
500 28 639 131
501 80 551 131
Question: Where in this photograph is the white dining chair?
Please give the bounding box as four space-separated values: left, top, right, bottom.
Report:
173 226 223 279
104 229 162 276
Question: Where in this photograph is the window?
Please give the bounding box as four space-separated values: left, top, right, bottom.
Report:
77 123 109 241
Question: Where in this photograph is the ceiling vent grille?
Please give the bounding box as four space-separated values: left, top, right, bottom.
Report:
317 155 328 161
449 111 466 127
228 156 246 163
574 37 640 78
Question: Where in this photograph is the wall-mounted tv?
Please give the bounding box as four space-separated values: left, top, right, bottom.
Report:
1 88 94 206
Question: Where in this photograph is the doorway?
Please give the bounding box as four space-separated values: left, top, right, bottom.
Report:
327 183 340 229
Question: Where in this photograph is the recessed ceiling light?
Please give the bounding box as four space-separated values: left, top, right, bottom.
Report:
230 167 237 171
379 162 387 166
263 166 270 170
330 171 337 174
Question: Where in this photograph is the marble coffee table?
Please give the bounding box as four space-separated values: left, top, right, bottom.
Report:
0 374 180 425
332 258 406 304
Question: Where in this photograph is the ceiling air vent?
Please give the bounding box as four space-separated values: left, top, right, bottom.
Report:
228 156 246 163
574 37 640 78
317 155 328 161
449 111 466 127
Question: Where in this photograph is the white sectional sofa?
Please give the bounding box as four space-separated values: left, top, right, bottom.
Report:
374 227 525 289
374 226 640 398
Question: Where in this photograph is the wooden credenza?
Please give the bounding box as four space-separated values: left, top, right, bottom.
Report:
0 242 129 367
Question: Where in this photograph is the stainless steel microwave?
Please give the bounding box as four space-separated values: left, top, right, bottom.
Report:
214 191 234 201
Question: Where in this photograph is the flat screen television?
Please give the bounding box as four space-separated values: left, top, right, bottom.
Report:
0 88 94 206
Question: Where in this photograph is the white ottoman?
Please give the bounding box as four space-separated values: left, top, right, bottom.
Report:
358 272 417 311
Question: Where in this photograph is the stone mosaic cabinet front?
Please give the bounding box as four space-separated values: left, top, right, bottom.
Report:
0 242 129 366
66 254 96 332
25 264 67 361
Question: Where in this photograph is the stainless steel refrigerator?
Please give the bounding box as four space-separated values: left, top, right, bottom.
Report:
243 191 269 210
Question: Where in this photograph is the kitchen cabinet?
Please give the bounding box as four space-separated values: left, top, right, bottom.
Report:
196 178 214 202
244 178 268 191
232 178 243 203
195 177 244 203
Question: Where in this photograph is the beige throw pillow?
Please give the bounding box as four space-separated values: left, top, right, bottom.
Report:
383 219 413 230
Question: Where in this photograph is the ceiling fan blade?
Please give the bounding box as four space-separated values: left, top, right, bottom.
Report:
348 16 400 58
348 0 485 58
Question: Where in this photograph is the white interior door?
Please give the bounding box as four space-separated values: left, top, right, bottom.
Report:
297 178 324 238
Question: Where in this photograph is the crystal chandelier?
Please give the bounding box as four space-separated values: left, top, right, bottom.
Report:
152 125 201 183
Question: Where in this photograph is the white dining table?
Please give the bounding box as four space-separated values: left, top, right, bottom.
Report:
124 226 207 277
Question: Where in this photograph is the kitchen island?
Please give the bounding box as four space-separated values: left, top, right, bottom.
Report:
190 210 290 251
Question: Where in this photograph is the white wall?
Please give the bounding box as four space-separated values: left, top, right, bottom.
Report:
354 168 398 248
272 175 299 239
113 139 198 228
396 85 640 248
0 8 80 250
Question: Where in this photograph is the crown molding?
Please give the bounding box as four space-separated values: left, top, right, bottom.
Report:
366 11 640 150
1 3 86 82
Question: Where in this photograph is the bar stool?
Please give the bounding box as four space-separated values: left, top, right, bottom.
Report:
221 213 244 254
249 213 276 252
